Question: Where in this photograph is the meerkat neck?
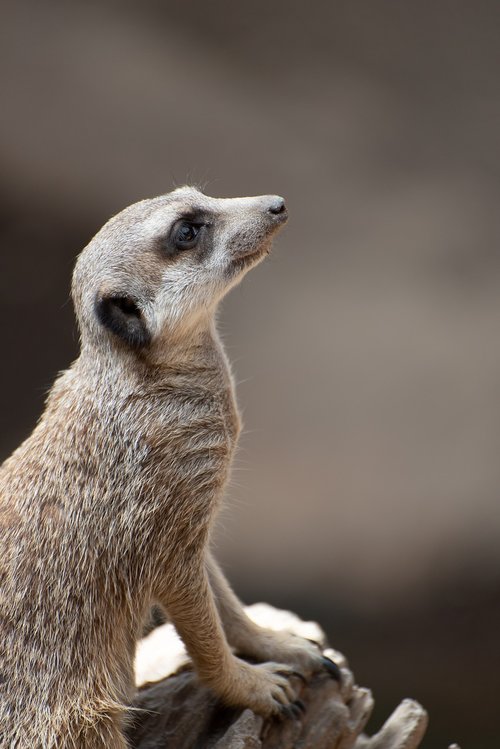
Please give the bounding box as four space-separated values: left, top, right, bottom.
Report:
76 319 225 394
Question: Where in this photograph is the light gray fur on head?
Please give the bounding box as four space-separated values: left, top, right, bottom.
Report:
73 186 287 351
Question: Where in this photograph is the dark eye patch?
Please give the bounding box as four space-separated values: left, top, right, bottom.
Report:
160 209 214 259
171 220 203 251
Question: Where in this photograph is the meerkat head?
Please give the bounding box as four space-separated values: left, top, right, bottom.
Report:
72 186 287 354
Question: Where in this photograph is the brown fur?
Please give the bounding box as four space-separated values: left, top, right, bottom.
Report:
0 188 330 748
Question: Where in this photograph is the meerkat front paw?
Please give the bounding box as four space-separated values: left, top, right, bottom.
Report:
238 629 341 682
214 657 306 718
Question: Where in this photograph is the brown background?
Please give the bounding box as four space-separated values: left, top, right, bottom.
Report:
1 2 499 746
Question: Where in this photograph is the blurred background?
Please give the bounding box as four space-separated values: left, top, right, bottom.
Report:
1 1 499 745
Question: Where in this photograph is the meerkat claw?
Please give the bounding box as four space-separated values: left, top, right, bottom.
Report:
321 655 342 681
279 703 302 720
294 699 306 713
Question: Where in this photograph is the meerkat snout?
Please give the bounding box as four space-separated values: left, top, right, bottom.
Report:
73 186 288 353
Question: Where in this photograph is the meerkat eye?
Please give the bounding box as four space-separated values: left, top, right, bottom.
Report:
172 220 202 251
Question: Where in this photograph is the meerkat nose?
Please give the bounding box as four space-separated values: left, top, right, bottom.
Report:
267 196 286 215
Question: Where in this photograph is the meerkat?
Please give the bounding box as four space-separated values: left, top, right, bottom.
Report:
0 187 340 748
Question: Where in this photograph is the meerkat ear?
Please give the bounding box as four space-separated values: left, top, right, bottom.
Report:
95 293 151 349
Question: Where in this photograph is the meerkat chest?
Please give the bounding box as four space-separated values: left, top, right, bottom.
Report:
138 375 241 491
